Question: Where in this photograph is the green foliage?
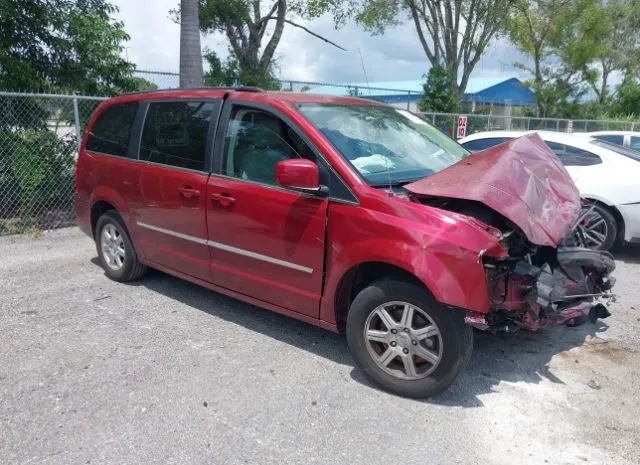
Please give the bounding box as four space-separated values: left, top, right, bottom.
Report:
418 66 459 113
204 51 239 86
196 0 344 90
117 77 158 93
0 0 139 95
203 50 280 89
505 0 640 117
0 130 75 232
613 79 640 117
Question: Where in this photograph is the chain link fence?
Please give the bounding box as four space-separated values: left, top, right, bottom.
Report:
0 92 105 235
421 112 639 139
0 89 638 236
134 69 425 99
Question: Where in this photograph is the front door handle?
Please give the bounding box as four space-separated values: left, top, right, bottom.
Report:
210 192 236 207
178 186 201 199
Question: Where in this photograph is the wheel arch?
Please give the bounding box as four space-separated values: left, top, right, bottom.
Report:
89 186 132 235
90 200 117 237
333 261 433 333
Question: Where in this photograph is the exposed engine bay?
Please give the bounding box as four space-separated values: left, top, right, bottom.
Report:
419 197 615 332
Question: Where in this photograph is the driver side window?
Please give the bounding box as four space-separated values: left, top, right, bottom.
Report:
223 107 314 185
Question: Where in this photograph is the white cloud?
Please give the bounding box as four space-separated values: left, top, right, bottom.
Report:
112 0 531 84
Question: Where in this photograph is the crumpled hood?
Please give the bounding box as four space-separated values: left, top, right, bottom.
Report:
405 133 581 247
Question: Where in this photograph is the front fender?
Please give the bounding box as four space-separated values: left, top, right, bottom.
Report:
320 203 502 324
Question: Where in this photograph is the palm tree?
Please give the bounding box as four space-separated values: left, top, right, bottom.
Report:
179 0 204 88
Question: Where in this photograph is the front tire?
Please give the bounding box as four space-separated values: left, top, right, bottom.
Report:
95 211 147 282
577 202 618 251
346 278 473 398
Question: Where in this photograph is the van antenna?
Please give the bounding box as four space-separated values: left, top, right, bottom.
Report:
358 48 370 96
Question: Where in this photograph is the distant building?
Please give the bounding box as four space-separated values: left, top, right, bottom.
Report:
306 77 536 114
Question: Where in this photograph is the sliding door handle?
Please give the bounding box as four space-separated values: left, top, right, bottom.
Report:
210 193 236 207
178 186 201 199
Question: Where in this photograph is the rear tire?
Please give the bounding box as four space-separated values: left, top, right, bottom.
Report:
346 278 473 398
95 211 147 282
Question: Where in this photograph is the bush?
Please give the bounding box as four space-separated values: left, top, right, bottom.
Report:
0 130 76 233
418 65 460 113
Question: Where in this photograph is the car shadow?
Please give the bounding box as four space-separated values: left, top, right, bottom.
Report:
421 322 607 406
90 258 610 406
611 243 640 264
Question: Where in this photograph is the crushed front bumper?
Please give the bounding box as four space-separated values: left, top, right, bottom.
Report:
479 247 616 332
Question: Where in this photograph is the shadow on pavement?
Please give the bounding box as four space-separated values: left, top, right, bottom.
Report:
611 243 640 264
428 321 607 407
90 257 609 407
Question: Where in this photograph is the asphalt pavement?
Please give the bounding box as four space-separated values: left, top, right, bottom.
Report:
1 228 639 465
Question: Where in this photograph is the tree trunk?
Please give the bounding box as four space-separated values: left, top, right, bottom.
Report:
599 59 610 105
533 46 546 117
179 0 204 88
259 0 286 75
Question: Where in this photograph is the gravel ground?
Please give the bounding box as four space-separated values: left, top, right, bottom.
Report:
1 227 639 465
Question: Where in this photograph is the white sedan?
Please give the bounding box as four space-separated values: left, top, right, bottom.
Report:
459 130 640 250
587 131 640 150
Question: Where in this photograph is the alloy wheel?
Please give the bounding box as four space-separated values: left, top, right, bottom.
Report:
100 223 126 270
363 301 443 380
577 207 609 249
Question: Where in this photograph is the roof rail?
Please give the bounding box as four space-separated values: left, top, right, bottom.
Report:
119 86 264 97
235 86 264 92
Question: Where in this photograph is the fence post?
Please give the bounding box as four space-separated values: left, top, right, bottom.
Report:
527 118 530 130
556 119 560 131
73 95 81 149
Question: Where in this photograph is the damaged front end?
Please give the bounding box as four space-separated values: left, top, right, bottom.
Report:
417 196 617 332
482 243 615 332
404 133 616 331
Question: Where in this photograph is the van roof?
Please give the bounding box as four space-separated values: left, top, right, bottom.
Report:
104 87 386 107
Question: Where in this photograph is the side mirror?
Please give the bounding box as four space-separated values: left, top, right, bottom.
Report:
275 159 328 195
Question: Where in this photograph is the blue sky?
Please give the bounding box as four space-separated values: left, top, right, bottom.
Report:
113 0 529 84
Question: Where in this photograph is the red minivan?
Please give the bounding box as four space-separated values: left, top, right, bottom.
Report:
75 88 615 397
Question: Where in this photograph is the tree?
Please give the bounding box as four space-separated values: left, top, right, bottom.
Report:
354 0 512 99
613 77 640 116
417 65 458 112
115 76 158 93
506 0 640 115
203 51 238 87
504 0 577 116
576 0 640 104
194 0 345 88
179 0 204 88
0 0 138 95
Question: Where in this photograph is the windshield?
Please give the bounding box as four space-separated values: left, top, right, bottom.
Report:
297 104 469 185
590 139 640 162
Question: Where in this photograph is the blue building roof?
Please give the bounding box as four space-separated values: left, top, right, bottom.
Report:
306 77 535 106
465 77 535 106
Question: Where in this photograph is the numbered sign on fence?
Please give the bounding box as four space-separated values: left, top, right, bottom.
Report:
456 116 467 139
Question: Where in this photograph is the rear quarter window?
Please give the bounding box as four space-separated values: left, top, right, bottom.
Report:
545 141 602 166
86 102 139 158
461 137 510 151
593 134 624 146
